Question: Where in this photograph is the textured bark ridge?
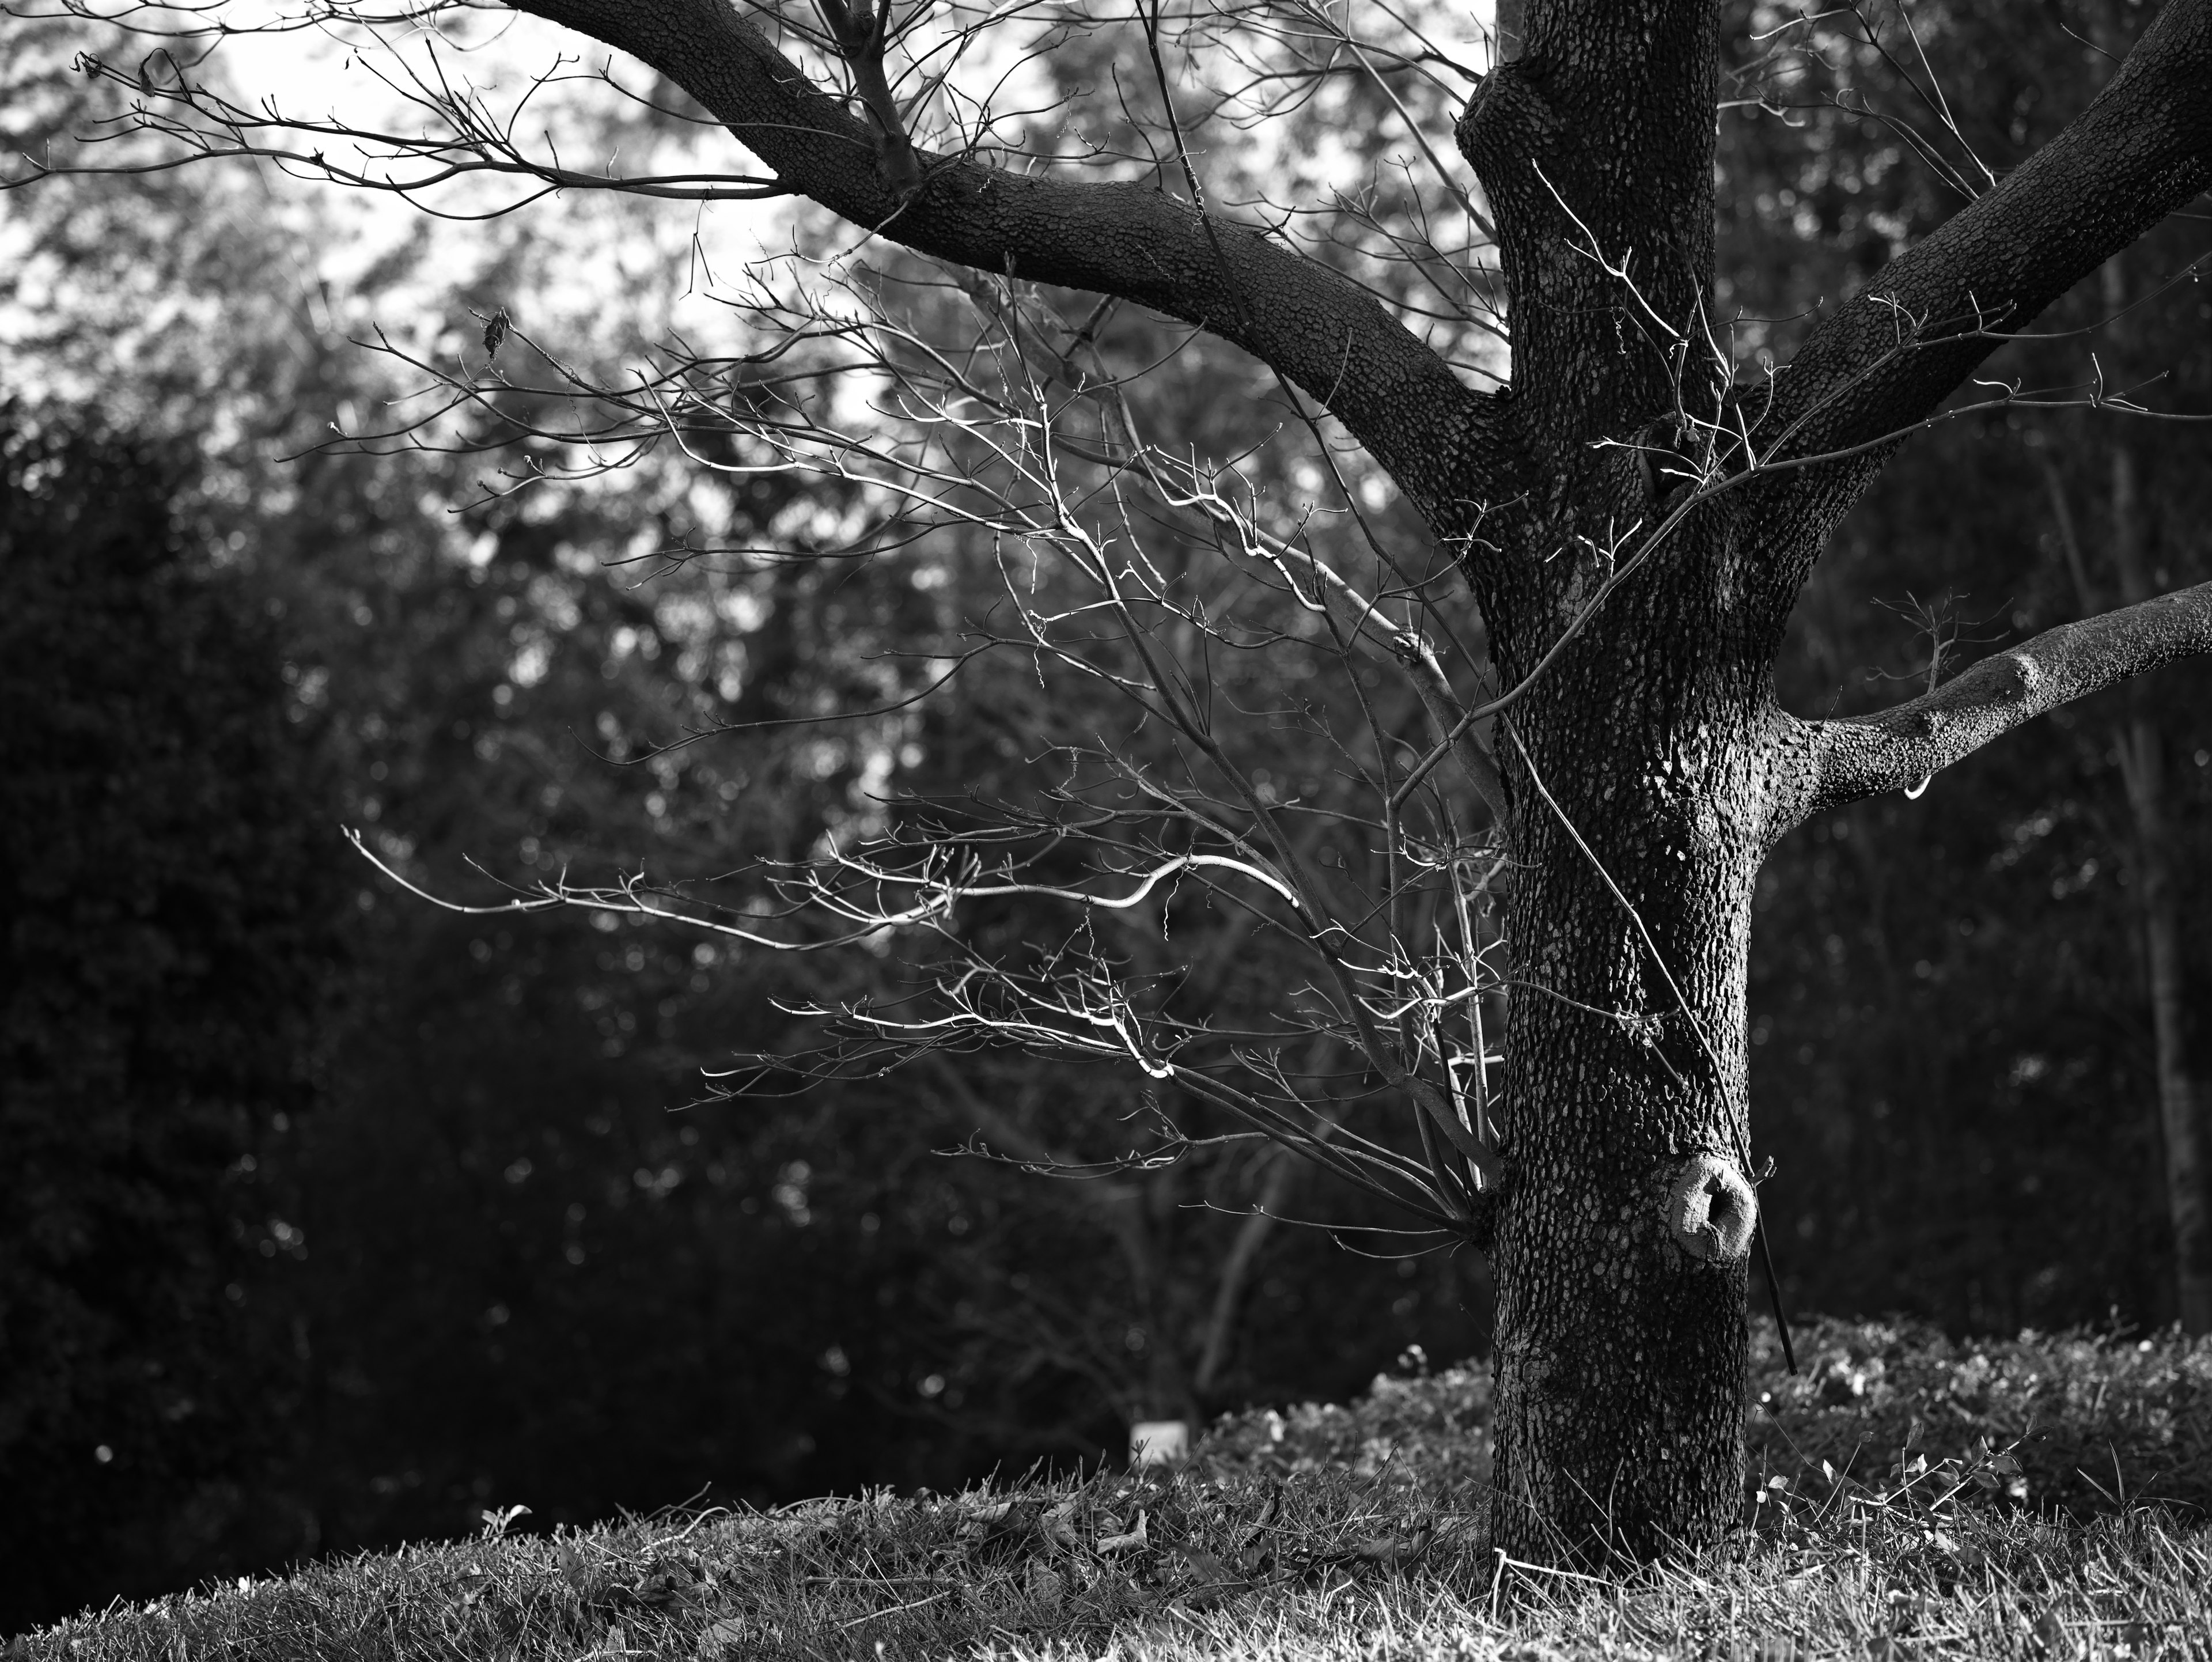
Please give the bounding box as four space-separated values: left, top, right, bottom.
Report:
1484 670 1771 1556
504 0 2212 1557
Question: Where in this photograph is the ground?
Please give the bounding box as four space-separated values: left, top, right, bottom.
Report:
15 1319 2211 1660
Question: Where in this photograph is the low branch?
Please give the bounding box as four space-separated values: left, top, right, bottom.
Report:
506 0 1518 523
1773 579 2212 832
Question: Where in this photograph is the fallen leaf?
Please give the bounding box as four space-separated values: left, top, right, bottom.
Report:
1096 1509 1149 1553
557 1544 592 1592
696 1616 748 1660
959 1497 1027 1542
1181 1545 1232 1577
1173 1546 1236 1610
1040 1497 1082 1551
1350 1512 1433 1568
2030 1606 2074 1659
1026 1561 1065 1611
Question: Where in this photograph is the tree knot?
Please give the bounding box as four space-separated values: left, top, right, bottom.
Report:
1454 58 1564 177
1663 1152 1755 1265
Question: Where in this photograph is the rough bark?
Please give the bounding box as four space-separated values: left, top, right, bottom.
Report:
497 0 2212 1558
1481 649 1773 1557
1443 0 2211 1561
1775 580 2212 829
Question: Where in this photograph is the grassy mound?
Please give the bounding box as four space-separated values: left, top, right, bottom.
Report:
13 1320 2210 1660
1200 1316 2212 1521
1745 1316 2212 1519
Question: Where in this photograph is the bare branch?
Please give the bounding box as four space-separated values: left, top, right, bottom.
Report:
1774 579 2212 831
1745 0 2212 541
507 0 1520 520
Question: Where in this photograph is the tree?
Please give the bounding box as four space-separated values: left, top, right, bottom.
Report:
0 414 344 1629
1711 0 2212 1339
15 0 2211 1562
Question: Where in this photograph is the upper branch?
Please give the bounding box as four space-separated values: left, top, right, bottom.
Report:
505 0 1519 522
1744 0 2212 500
1771 580 2212 834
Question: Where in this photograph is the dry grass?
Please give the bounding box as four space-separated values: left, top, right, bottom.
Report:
14 1319 2211 1660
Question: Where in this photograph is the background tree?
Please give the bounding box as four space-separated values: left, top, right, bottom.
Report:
0 414 343 1631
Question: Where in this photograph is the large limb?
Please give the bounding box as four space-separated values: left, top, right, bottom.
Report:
1738 0 2212 583
506 0 1519 523
1769 580 2212 834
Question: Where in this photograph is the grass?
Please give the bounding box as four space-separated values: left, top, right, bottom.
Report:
14 1318 2211 1660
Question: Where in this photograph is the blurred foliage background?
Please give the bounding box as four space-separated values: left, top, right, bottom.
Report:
2 0 2207 1632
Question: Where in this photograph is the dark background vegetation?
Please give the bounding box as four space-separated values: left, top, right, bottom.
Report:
3 0 2207 1632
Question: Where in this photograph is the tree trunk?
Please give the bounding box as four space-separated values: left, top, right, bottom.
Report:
2105 428 2212 1333
2040 255 2212 1333
2118 711 2212 1333
1453 0 1767 1557
1476 521 1776 1559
